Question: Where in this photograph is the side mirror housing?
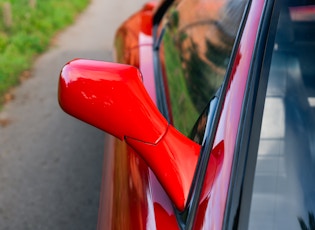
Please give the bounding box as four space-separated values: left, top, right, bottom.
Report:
58 59 200 210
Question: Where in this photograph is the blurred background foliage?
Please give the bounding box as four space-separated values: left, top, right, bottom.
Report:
0 0 89 105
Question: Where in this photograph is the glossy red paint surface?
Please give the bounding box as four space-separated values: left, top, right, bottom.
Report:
114 1 156 66
59 60 166 144
98 2 180 229
114 0 157 102
97 137 180 230
139 33 157 103
59 59 200 211
127 125 200 210
192 1 265 229
59 0 267 229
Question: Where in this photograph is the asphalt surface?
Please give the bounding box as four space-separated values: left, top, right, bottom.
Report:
0 0 147 229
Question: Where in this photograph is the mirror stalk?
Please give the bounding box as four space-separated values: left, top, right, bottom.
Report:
58 59 200 210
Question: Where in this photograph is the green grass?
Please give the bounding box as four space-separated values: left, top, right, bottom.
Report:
163 30 199 136
0 0 89 104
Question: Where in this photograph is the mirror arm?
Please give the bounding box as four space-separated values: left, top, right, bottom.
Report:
58 59 200 211
126 125 200 211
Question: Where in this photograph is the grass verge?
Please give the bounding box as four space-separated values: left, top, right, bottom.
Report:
0 0 90 106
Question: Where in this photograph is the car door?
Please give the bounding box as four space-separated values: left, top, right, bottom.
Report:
57 0 275 229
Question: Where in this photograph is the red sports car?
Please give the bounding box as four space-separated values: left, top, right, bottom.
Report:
58 0 315 229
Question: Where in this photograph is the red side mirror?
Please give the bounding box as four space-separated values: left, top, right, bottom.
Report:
58 59 200 211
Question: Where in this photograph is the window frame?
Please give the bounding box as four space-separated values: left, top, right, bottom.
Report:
152 0 257 228
222 0 283 229
152 0 253 229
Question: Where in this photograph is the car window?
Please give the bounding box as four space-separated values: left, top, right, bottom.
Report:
248 2 315 229
159 0 248 138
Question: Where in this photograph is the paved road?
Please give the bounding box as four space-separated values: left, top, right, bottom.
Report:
0 0 147 229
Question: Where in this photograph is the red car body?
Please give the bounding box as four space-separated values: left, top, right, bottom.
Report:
99 1 263 228
59 0 315 229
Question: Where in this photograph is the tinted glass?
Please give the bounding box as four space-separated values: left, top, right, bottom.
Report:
249 2 315 229
159 0 247 137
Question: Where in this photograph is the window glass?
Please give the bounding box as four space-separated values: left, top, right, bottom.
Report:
159 0 247 137
249 2 315 229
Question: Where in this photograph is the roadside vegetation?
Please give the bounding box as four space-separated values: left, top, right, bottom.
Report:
0 0 89 105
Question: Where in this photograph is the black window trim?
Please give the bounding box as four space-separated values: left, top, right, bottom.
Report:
222 0 282 229
182 0 253 229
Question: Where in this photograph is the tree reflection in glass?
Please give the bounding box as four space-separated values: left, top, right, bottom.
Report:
161 0 247 137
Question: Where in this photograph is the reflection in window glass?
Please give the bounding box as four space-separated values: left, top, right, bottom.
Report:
160 0 247 137
249 3 315 229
